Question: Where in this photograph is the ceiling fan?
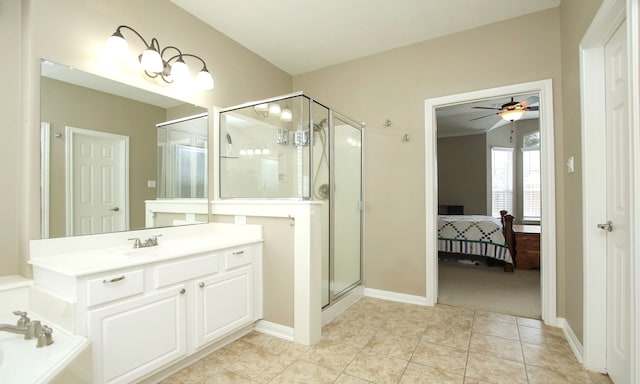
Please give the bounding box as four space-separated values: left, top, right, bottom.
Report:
470 96 539 122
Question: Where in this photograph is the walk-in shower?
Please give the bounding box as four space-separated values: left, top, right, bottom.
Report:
218 92 363 308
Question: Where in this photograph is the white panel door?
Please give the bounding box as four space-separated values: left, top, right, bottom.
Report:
604 20 631 384
67 127 128 236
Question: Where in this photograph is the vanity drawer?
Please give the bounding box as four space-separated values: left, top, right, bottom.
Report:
87 269 144 307
155 253 219 288
224 247 253 270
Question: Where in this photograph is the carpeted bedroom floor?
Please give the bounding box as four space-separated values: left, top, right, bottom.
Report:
438 260 541 319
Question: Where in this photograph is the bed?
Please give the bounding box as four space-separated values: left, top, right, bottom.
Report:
437 210 515 272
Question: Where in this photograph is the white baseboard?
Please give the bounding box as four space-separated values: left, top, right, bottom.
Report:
558 317 584 364
363 287 428 306
254 320 294 341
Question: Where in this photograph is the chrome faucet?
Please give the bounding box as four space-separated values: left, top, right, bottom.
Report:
37 325 54 348
0 311 42 340
143 234 161 247
128 237 143 248
129 234 162 248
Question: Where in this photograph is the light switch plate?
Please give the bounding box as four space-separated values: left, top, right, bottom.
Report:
566 156 574 173
147 180 156 188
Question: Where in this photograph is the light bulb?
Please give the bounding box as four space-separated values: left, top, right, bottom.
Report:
280 108 293 121
196 68 214 90
170 58 190 83
269 103 282 115
106 30 130 60
255 103 269 112
140 48 163 73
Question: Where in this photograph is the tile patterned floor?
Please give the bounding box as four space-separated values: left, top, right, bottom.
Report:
161 297 612 384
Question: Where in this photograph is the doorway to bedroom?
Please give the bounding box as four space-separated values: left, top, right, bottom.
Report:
424 80 557 323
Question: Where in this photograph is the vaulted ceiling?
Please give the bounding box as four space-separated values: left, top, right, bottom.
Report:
171 0 561 76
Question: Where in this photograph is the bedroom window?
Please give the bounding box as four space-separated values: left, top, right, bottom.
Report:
491 147 513 217
522 131 541 221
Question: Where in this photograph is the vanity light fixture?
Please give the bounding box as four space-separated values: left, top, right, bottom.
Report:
107 25 214 90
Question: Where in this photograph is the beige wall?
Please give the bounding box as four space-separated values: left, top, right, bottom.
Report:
294 8 564 298
3 0 292 276
0 0 23 275
437 134 487 215
559 0 605 343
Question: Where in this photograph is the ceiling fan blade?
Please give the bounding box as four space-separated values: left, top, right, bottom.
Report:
469 113 497 121
472 106 501 110
526 106 539 111
520 95 539 106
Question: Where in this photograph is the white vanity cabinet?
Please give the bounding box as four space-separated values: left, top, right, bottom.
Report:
30 227 263 384
88 284 188 384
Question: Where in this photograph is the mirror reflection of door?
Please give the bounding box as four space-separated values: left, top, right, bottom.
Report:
66 126 129 236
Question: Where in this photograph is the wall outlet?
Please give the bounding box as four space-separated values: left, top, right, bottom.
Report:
235 215 247 225
147 180 156 188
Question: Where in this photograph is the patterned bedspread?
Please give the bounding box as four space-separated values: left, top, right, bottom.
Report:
437 215 513 264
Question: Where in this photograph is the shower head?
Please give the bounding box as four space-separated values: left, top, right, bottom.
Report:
313 118 327 132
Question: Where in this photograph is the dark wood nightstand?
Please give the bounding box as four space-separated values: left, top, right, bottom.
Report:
513 225 540 269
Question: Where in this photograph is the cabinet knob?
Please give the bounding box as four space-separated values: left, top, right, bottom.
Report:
179 288 186 294
199 282 205 288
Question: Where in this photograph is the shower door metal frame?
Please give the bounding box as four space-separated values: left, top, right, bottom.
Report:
328 110 364 303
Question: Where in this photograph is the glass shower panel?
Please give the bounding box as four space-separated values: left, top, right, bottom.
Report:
219 95 309 198
156 114 208 198
331 115 363 299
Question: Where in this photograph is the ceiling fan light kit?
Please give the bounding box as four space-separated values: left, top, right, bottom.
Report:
499 109 525 121
470 96 539 122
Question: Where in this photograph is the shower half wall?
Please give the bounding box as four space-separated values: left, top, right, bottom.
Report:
215 92 364 339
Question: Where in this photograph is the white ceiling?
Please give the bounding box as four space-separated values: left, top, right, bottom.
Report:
171 0 561 76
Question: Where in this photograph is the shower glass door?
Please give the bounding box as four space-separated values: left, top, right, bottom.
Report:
330 113 363 300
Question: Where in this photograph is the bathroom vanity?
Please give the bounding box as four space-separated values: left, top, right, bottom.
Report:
29 223 263 384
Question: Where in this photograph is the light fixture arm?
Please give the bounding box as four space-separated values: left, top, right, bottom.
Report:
173 53 210 71
114 25 156 51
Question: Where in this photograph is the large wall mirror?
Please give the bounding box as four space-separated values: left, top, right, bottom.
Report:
40 60 209 239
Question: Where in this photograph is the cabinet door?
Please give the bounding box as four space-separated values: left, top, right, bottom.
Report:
195 266 253 347
88 286 187 384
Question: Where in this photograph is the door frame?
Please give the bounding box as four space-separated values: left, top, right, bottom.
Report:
424 79 557 325
40 122 51 238
65 126 130 236
581 0 639 378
